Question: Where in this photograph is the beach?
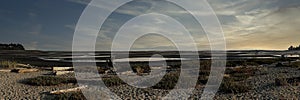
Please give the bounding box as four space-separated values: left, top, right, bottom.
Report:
0 66 299 99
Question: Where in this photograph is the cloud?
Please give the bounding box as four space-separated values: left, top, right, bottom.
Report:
89 0 229 50
69 0 300 50
28 12 37 17
224 5 300 50
64 24 76 30
114 3 151 16
235 15 255 25
28 24 42 35
205 0 300 49
130 34 176 50
25 41 38 50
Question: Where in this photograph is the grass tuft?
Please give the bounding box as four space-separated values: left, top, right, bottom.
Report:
219 79 252 93
152 72 179 90
0 60 18 68
53 92 86 100
102 76 126 87
23 76 77 86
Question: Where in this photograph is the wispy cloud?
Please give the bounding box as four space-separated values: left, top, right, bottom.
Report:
28 24 42 35
64 24 76 30
45 0 300 50
28 12 37 17
25 41 38 50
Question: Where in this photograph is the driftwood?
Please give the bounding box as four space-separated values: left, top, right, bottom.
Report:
0 69 11 72
223 74 230 78
50 86 87 95
39 67 52 70
11 68 39 73
52 67 73 71
16 64 33 68
54 71 74 75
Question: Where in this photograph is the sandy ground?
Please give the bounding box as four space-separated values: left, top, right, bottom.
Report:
212 66 300 99
0 66 299 99
0 71 77 100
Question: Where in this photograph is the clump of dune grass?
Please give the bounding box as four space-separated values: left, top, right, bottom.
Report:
225 67 257 81
97 67 109 74
291 61 300 68
102 76 126 87
275 76 300 86
0 60 18 68
275 78 289 86
24 76 77 86
46 92 86 100
152 72 179 90
216 67 258 94
219 78 252 94
131 65 151 74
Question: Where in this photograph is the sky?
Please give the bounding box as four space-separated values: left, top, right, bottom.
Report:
0 0 299 51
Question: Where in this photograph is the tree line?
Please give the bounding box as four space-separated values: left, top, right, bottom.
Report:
0 43 25 50
288 45 300 51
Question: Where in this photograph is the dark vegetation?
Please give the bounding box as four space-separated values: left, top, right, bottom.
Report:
275 77 300 86
218 67 257 93
288 45 300 51
23 76 77 86
225 67 257 81
102 76 126 87
131 64 151 75
0 60 18 68
114 60 257 92
276 60 300 69
97 67 108 74
43 92 86 100
291 61 300 68
275 78 289 86
101 71 180 89
23 75 125 87
152 72 179 90
219 78 252 94
227 58 290 67
0 43 25 50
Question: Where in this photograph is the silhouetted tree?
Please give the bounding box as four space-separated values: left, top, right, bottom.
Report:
288 46 294 50
288 45 300 51
0 43 25 50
